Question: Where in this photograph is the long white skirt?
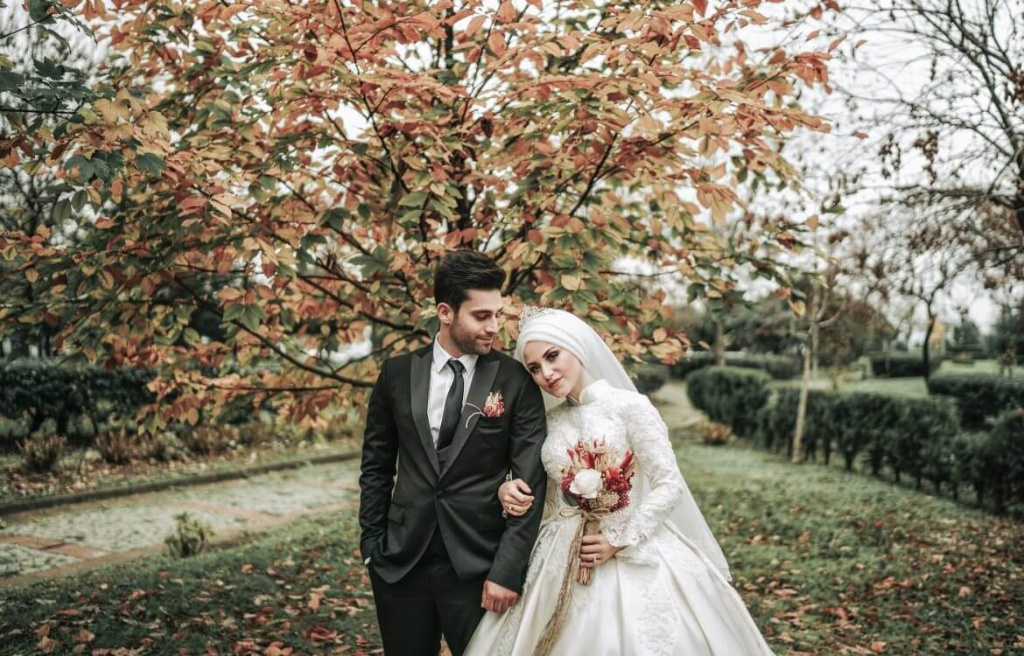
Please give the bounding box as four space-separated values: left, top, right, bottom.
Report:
465 516 775 656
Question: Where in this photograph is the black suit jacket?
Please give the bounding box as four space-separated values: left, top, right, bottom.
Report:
358 344 548 593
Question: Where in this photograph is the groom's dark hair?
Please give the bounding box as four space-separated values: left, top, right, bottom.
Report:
435 250 506 312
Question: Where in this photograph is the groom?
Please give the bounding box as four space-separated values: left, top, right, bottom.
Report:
358 250 548 656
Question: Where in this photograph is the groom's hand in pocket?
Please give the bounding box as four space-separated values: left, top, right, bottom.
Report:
481 580 518 613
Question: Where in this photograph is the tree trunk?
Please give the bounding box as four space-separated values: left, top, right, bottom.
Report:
713 318 725 366
922 313 935 380
792 328 816 464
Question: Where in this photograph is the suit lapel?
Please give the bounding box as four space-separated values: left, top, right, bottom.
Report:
410 347 440 476
440 354 501 479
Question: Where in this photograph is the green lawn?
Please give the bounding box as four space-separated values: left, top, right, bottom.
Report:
770 358 1020 400
0 512 380 655
683 441 1024 655
2 384 1022 655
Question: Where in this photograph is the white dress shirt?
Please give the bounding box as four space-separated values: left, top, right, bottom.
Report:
427 339 478 447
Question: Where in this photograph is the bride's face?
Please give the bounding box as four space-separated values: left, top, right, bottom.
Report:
521 340 584 398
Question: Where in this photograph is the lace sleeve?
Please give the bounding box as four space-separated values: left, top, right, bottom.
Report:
603 395 685 549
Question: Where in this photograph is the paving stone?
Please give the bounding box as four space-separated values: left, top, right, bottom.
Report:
0 458 360 580
0 542 78 578
177 461 358 516
12 505 249 552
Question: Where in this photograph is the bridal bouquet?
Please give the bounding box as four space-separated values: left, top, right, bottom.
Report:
534 440 639 655
560 438 636 585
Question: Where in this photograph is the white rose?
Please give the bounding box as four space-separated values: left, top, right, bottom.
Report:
569 468 603 499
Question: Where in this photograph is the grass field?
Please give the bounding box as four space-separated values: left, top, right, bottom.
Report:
770 358 1021 400
2 381 1022 655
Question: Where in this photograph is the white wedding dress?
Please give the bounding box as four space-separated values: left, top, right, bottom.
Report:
465 379 775 656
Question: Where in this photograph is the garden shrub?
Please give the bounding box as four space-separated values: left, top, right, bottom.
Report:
673 352 798 380
181 425 238 455
634 363 670 396
927 374 1024 428
95 428 139 465
165 512 215 558
686 366 770 437
883 397 958 490
960 411 1024 514
869 353 943 378
145 432 190 462
0 362 156 446
698 420 733 446
18 435 66 473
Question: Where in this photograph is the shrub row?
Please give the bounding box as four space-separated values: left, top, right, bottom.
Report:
687 366 1024 514
633 364 670 396
952 411 1024 514
927 374 1024 428
685 366 771 437
755 388 961 491
671 351 799 380
0 361 156 444
869 353 943 378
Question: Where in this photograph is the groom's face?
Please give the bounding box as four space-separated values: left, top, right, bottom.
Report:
443 289 504 356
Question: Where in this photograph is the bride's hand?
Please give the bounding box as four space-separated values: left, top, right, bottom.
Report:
498 478 534 517
579 532 623 569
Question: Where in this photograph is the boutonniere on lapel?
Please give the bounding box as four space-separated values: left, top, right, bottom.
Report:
465 391 505 427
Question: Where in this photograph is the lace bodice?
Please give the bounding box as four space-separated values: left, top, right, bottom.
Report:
540 379 686 553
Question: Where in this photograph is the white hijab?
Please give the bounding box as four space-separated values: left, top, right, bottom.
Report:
514 307 732 581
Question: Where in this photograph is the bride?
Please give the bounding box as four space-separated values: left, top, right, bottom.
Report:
464 307 775 656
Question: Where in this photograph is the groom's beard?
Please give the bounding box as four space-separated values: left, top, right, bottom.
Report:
450 319 494 356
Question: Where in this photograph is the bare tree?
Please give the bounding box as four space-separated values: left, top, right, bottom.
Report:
841 0 1023 283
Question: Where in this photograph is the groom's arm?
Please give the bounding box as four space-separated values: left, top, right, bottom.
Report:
358 361 398 564
487 375 547 593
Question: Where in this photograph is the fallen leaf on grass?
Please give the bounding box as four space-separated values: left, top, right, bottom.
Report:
72 629 95 643
310 625 339 642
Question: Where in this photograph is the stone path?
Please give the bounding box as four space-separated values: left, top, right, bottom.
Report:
0 458 359 584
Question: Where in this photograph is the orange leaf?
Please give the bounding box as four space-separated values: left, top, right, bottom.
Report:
488 31 507 57
497 1 516 23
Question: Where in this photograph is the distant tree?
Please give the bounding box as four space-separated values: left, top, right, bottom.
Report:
846 0 1024 268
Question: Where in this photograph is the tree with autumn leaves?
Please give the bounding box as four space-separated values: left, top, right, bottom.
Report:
0 0 835 431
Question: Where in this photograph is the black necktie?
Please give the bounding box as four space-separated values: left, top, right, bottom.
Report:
437 359 466 451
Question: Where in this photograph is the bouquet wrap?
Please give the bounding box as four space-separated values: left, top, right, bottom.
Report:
534 442 635 656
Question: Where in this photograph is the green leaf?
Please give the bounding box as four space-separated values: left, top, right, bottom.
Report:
71 190 87 212
239 307 262 333
428 199 453 220
0 70 25 92
136 153 165 176
350 255 381 276
322 208 349 232
28 0 55 23
183 328 201 345
399 191 428 207
53 199 72 222
222 304 245 323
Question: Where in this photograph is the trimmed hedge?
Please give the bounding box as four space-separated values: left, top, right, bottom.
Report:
0 361 156 446
690 368 1019 514
927 374 1024 428
954 411 1024 513
672 352 799 380
869 353 943 378
686 366 770 439
633 364 670 396
751 389 960 486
